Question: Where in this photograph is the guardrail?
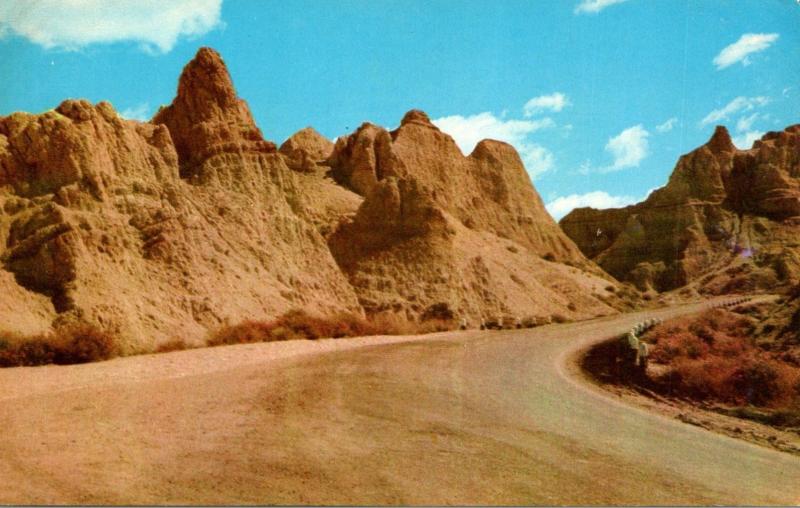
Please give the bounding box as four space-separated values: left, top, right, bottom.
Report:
620 296 754 371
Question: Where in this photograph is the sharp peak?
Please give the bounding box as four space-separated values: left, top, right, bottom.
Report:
706 125 736 154
175 46 236 101
194 46 224 61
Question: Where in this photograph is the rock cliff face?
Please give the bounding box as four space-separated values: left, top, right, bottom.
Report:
278 128 362 237
327 175 618 322
561 125 800 294
329 110 589 265
0 46 623 351
324 111 620 322
0 48 359 352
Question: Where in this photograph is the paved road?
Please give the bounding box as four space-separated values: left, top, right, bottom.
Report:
1 298 798 504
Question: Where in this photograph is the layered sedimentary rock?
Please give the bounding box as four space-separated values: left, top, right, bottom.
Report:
0 46 626 352
328 110 590 265
328 175 619 322
278 128 362 237
561 125 800 293
0 48 359 352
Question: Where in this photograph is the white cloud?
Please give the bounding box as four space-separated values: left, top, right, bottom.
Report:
700 96 769 127
523 93 570 116
603 124 649 171
655 117 677 133
733 131 764 150
0 0 222 53
545 191 639 220
735 113 759 133
518 143 555 178
433 111 556 178
713 33 779 70
574 0 630 14
119 103 151 122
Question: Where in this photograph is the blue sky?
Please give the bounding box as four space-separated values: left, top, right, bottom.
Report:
1 0 798 219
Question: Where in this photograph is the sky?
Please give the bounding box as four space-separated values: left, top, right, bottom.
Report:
1 0 798 220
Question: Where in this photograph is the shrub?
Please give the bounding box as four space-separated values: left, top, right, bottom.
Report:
53 324 117 364
13 338 58 366
206 309 429 347
207 320 279 346
551 314 570 324
729 359 780 406
156 338 191 353
0 323 117 368
646 308 800 409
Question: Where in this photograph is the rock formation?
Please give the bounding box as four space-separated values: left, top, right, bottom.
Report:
278 128 363 237
0 48 359 352
561 125 800 294
328 175 619 321
329 110 591 265
0 46 625 352
324 111 621 322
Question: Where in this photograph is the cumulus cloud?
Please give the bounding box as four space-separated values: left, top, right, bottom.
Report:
0 0 222 53
655 117 677 133
433 112 556 178
699 96 769 127
573 0 631 14
603 124 649 171
713 33 779 70
523 93 570 117
119 103 151 121
545 191 639 220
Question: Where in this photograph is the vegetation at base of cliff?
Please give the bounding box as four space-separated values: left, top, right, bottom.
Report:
206 309 457 347
0 324 117 367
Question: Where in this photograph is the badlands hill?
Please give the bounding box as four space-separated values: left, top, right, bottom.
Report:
561 125 800 295
0 47 622 353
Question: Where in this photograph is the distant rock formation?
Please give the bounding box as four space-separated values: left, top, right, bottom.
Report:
329 109 589 265
561 125 800 294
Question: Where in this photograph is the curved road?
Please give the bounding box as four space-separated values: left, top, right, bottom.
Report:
1 299 798 504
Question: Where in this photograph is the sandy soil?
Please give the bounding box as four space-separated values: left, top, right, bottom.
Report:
1 298 799 505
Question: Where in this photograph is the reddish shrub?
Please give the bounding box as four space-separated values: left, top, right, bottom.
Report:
647 308 800 408
206 308 455 348
0 324 117 368
156 338 191 353
729 358 780 406
53 324 117 364
207 320 280 346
